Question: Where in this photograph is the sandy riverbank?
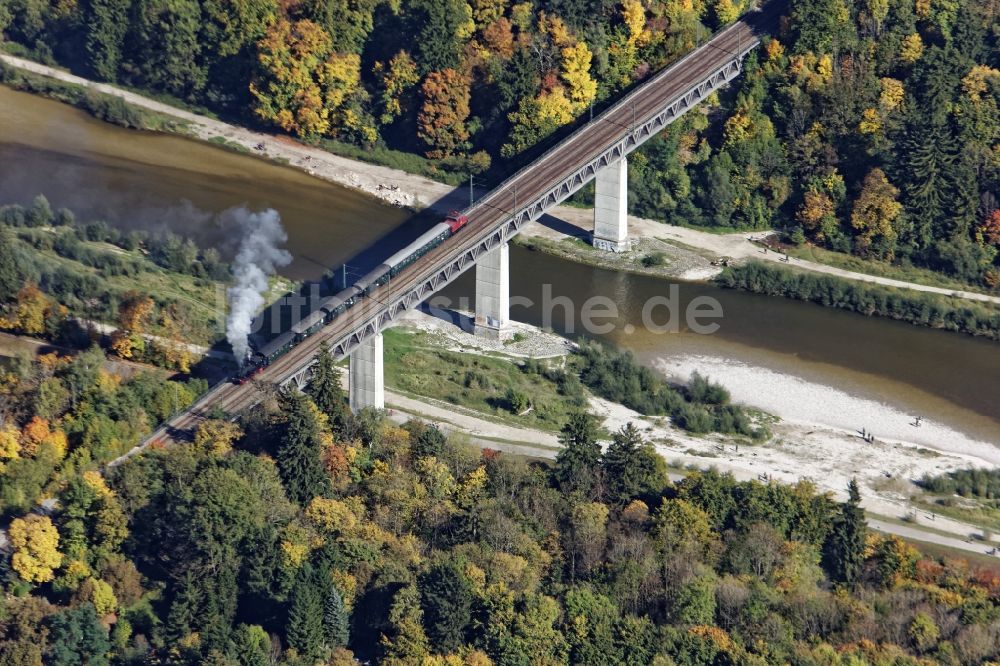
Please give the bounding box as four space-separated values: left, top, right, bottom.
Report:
390 310 999 547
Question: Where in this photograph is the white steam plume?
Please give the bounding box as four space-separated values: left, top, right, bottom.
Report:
225 209 292 365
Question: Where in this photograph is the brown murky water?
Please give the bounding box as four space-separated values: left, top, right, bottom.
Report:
3 84 998 442
0 85 409 279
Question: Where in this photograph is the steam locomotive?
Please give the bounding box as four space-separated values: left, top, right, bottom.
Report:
234 211 469 383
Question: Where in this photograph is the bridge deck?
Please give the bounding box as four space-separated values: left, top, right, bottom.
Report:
123 4 782 456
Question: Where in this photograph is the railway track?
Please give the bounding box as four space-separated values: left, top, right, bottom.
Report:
111 4 782 462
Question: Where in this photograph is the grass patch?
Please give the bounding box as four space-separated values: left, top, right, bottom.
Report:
207 136 251 154
382 328 588 432
318 138 474 187
786 244 995 296
24 239 226 344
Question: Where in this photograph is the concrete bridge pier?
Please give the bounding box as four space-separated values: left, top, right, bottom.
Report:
592 157 631 252
349 333 384 412
474 242 510 339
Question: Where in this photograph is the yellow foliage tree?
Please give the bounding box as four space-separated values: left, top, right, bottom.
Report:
375 51 420 125
14 284 50 335
470 0 507 26
251 19 371 141
80 577 118 616
899 33 924 64
622 0 646 44
538 11 572 47
83 470 114 497
815 54 833 83
879 77 904 111
0 423 20 471
193 419 243 457
560 41 598 112
851 168 902 259
9 514 63 583
305 496 359 534
156 305 193 372
713 0 740 24
723 110 752 146
112 291 154 360
41 428 68 461
417 68 471 158
796 190 836 240
858 107 882 135
764 39 785 63
962 65 1000 103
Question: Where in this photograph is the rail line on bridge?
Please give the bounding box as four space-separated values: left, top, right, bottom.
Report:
116 3 782 459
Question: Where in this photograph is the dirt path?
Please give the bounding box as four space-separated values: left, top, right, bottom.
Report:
5 53 998 306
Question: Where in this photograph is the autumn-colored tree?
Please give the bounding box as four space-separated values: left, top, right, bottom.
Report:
470 0 507 27
0 423 20 471
9 514 63 583
479 17 515 59
565 501 609 581
899 33 923 64
712 0 741 24
251 18 371 141
879 78 904 111
417 68 471 158
20 415 51 458
111 292 154 360
156 304 193 372
851 168 903 259
978 209 1000 247
12 283 50 335
796 190 837 241
374 50 420 125
76 577 119 616
961 65 1000 103
560 41 597 112
193 419 243 456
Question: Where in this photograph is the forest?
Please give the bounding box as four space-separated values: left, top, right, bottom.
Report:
1 0 997 285
1 344 999 665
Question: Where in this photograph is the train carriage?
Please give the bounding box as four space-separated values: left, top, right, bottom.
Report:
319 286 361 322
291 308 327 341
258 330 296 363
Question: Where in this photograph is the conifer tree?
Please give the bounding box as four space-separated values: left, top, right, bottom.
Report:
307 342 349 431
553 412 602 497
823 479 867 585
323 585 350 649
287 568 325 661
277 391 331 504
601 423 667 504
418 560 472 652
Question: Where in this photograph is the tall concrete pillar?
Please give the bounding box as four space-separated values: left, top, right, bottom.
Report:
474 242 510 339
349 333 384 412
593 157 631 252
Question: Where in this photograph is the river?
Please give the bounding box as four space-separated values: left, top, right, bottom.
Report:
2 84 998 445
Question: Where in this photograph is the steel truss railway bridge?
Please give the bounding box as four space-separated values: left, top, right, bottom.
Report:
131 3 782 454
